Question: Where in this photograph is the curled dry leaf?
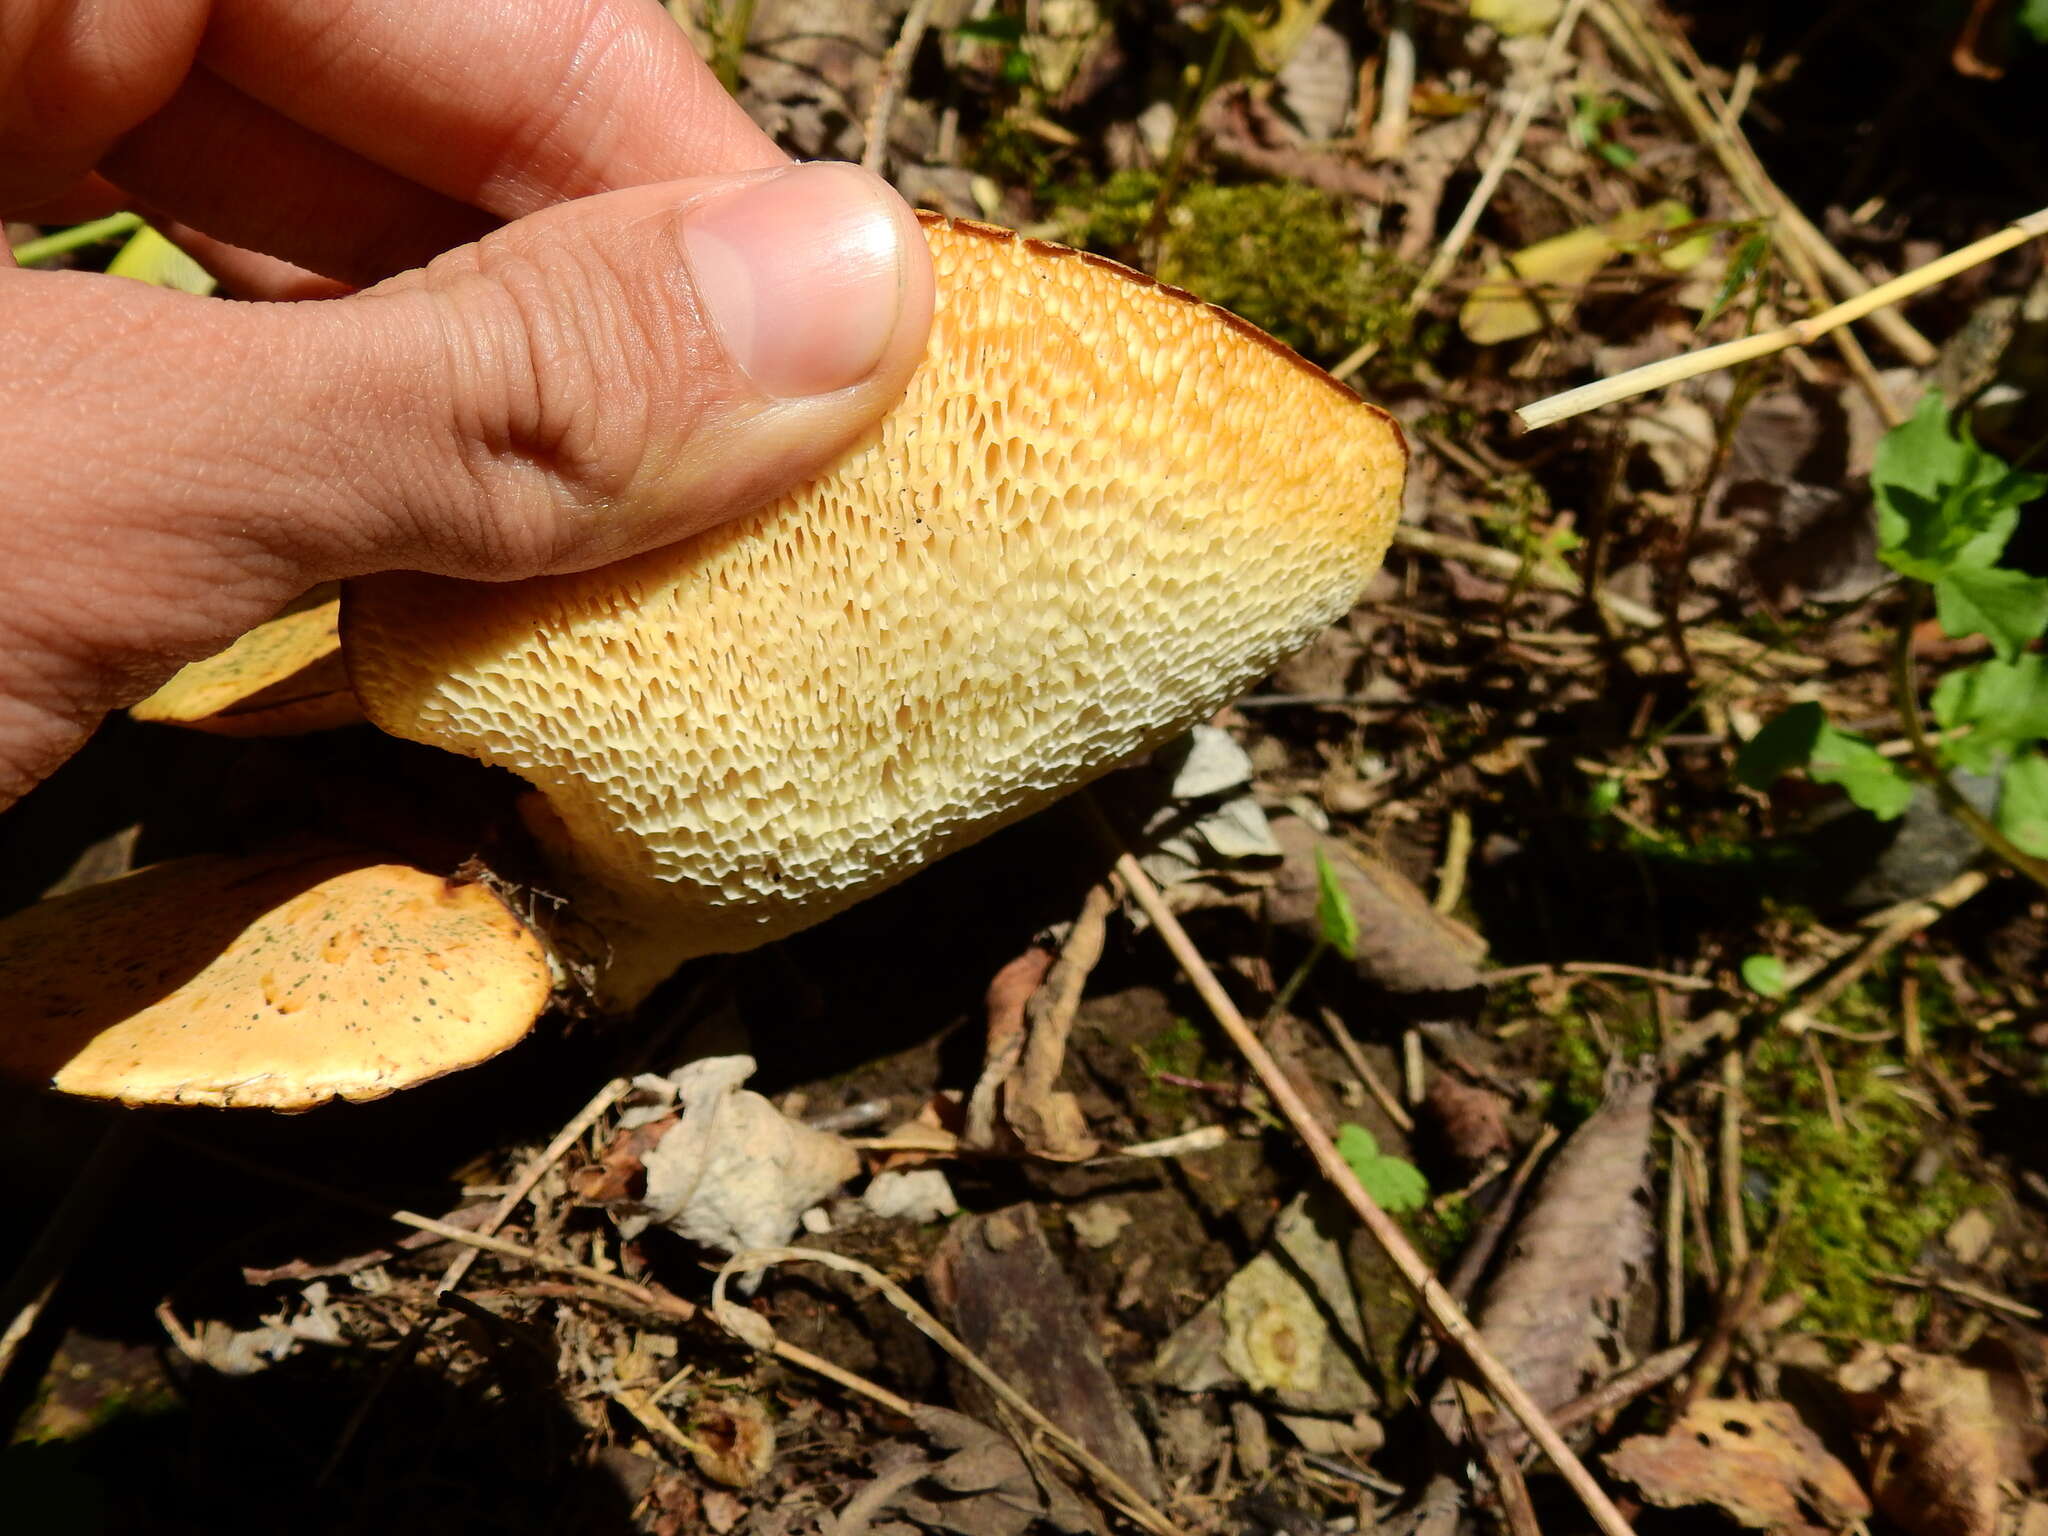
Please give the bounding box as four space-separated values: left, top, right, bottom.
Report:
1424 1072 1513 1165
1837 1341 2043 1536
687 1394 777 1489
626 1056 861 1265
1605 1399 1871 1536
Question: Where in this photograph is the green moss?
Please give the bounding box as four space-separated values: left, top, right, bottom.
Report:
1133 1016 1233 1123
1548 999 1661 1126
1744 1027 1985 1339
1051 171 1422 367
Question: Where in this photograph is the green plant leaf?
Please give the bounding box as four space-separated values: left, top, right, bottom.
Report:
1734 702 1825 789
1873 391 2047 608
1314 846 1360 960
105 224 216 295
1810 725 1917 820
1931 655 2048 774
1736 702 1914 817
1933 565 2048 662
2022 0 2048 45
1999 753 2048 856
1698 228 1769 330
1740 954 1789 997
1336 1123 1430 1213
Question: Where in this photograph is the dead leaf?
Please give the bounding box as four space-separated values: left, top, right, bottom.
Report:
689 1394 776 1488
928 1207 1161 1503
1605 1399 1871 1536
623 1056 860 1267
864 1168 959 1223
1449 1060 1656 1445
1460 201 1700 345
1838 1341 2042 1536
1425 1073 1512 1165
1268 817 1487 1002
1153 1192 1379 1418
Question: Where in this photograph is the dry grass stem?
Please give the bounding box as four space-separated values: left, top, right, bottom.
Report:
1319 1004 1415 1132
437 1075 631 1294
1519 204 2048 431
1409 0 1590 311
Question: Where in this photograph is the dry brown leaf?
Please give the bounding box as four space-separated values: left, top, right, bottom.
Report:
1444 1060 1657 1445
1424 1073 1512 1165
1605 1399 1871 1536
1268 817 1485 1002
1838 1341 2042 1536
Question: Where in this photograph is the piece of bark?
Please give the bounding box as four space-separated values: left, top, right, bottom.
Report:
926 1206 1161 1504
1267 817 1485 1008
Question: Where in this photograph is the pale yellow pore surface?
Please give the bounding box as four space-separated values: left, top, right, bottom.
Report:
0 850 552 1108
346 218 1407 1003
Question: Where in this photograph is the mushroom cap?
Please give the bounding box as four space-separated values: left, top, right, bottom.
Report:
132 588 363 736
345 216 1407 1000
0 849 552 1108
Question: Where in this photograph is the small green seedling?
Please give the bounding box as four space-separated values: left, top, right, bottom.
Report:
1267 846 1358 1019
1740 953 1789 998
1336 1123 1430 1213
1738 391 2048 866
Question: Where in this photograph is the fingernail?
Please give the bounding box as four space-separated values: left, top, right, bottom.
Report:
680 162 910 400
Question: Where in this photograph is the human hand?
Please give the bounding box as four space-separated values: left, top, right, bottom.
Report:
0 0 935 808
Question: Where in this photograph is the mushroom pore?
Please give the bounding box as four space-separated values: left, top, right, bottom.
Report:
344 215 1407 1006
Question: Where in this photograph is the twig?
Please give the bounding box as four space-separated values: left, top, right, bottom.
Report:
1782 868 1993 1031
1319 1005 1415 1132
1873 1270 2044 1322
1390 524 1824 673
1591 0 1897 422
1434 808 1472 914
1550 1342 1696 1431
1460 1382 1545 1536
1101 830 1639 1536
1663 1132 1686 1345
713 1247 1186 1536
861 0 941 174
1409 0 1590 312
437 1076 630 1294
1717 1049 1749 1271
1519 205 2048 431
1484 959 1715 991
1416 1124 1561 1379
1368 0 1416 161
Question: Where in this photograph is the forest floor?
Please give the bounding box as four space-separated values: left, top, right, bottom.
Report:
8 2 2048 1534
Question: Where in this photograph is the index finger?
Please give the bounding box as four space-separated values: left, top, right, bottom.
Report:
201 0 788 217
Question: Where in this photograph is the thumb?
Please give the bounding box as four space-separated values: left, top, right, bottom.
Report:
266 160 936 580
0 162 931 801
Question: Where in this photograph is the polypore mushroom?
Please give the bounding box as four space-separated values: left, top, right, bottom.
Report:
130 586 362 736
0 213 1405 1104
0 847 551 1107
345 215 1407 1006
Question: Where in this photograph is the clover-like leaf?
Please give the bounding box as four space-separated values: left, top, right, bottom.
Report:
1932 655 2048 775
1336 1123 1430 1213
